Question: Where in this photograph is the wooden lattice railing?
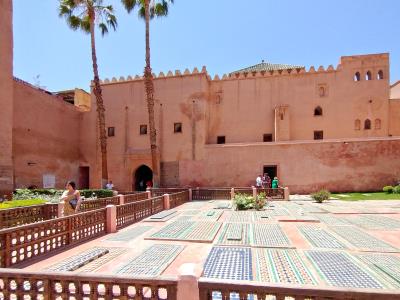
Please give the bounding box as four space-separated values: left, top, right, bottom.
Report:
124 192 149 204
256 188 285 199
79 196 120 212
0 208 107 268
116 196 164 229
169 191 189 208
150 188 188 197
0 269 177 300
0 203 58 229
198 278 400 300
192 189 231 200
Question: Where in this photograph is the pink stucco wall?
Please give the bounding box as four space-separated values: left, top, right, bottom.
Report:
0 0 14 196
13 80 82 189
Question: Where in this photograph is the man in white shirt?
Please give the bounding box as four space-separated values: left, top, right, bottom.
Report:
256 175 262 187
105 180 114 190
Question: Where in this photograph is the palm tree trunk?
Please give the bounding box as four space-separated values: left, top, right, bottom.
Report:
144 0 160 187
89 10 108 187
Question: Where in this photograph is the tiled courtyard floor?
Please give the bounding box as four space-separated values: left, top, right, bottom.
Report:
24 199 400 291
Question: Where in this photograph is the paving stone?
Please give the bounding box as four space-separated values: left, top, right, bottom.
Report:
298 225 347 249
203 247 253 281
216 223 251 246
306 251 384 289
252 224 292 248
47 247 109 272
116 244 184 276
356 253 400 288
256 248 317 285
330 226 398 252
105 226 152 242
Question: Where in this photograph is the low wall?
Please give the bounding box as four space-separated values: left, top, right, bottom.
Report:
179 138 400 194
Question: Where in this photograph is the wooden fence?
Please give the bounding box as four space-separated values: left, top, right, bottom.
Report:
124 192 149 204
192 189 231 201
79 196 120 212
169 191 189 208
0 268 177 300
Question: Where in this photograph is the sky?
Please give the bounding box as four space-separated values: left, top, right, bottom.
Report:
13 0 400 92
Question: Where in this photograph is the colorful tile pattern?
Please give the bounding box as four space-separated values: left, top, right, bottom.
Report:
216 223 251 246
198 210 223 221
252 224 292 248
256 249 317 285
313 214 352 226
203 247 253 281
116 244 184 276
306 250 384 289
298 225 347 249
330 226 398 252
228 211 255 223
361 215 400 229
105 226 152 241
79 248 127 273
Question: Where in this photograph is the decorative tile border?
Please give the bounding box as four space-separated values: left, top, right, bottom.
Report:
306 250 384 289
202 246 253 281
252 224 292 248
298 225 347 249
330 226 398 252
105 226 152 242
116 244 184 276
256 248 317 285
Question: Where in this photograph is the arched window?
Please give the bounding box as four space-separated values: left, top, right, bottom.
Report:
364 119 371 130
319 86 325 97
366 71 372 80
355 119 361 130
314 106 323 116
354 72 361 81
375 119 381 130
377 70 384 80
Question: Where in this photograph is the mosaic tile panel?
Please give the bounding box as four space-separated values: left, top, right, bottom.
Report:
356 254 400 288
198 210 223 221
298 225 347 249
216 223 251 246
149 209 177 219
116 244 184 276
296 203 328 213
252 224 292 248
330 226 398 252
313 214 352 226
175 216 193 221
347 216 390 230
228 211 255 223
47 247 109 272
260 207 290 217
179 210 201 216
306 251 384 289
213 201 232 209
105 226 152 241
184 222 222 242
362 215 400 229
203 247 253 281
181 202 205 209
256 249 316 285
226 223 243 240
79 248 127 273
150 221 194 239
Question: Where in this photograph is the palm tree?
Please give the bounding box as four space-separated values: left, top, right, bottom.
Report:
121 0 173 187
59 0 117 187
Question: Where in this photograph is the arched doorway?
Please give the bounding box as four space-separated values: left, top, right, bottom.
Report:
134 165 153 191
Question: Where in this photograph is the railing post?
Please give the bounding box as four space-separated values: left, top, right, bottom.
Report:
106 205 117 234
146 190 152 199
163 194 171 210
252 186 257 199
118 194 125 205
57 202 64 218
284 187 290 201
188 188 193 201
177 263 199 300
230 188 235 200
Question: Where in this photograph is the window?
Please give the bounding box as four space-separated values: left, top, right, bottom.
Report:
319 86 326 97
355 119 361 130
354 72 361 81
140 125 147 135
107 127 115 137
375 119 381 130
364 119 371 130
314 131 323 140
217 136 226 144
174 122 182 133
263 134 273 142
366 71 372 80
377 70 384 80
314 106 323 116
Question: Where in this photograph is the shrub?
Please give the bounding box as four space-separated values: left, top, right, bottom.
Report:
311 189 331 203
0 198 47 210
383 186 394 194
393 185 400 194
234 193 254 210
255 192 267 210
80 189 114 198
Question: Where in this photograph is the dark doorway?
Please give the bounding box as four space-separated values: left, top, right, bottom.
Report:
134 165 153 191
79 167 89 189
263 165 277 180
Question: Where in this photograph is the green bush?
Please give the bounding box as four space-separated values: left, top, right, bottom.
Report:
13 188 113 201
0 198 47 210
80 189 114 198
311 189 331 203
383 186 394 194
234 193 254 210
255 192 267 210
393 185 400 194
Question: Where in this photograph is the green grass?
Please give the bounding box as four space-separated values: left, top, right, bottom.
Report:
0 198 47 209
331 192 400 201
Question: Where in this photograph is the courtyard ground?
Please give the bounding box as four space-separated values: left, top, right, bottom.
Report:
23 199 400 294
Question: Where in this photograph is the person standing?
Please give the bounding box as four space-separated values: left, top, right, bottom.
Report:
256 174 263 188
60 181 82 216
271 176 279 189
105 180 114 190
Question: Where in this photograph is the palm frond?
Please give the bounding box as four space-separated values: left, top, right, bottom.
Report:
121 0 138 12
67 15 82 31
98 23 109 36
